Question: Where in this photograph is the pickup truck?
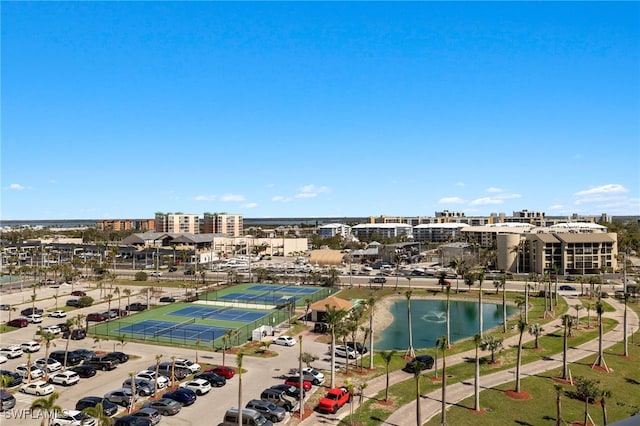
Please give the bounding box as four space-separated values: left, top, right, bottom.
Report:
84 356 119 371
317 387 351 414
370 276 386 284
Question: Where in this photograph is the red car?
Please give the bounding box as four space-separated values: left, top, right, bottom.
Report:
205 366 235 379
71 290 86 297
317 387 351 414
284 377 312 392
7 318 29 328
86 312 107 322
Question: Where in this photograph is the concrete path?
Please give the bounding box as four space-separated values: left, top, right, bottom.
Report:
301 296 637 426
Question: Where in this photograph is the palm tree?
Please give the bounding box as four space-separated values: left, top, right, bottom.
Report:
413 359 423 426
561 314 571 380
405 290 415 358
123 288 132 315
380 350 396 402
480 336 503 363
623 292 630 356
154 354 162 396
585 302 594 328
448 257 465 294
574 304 583 329
601 389 611 425
593 301 608 371
554 384 564 426
236 351 244 426
367 296 376 370
170 356 176 388
528 324 544 350
303 297 313 324
81 402 114 426
515 320 527 393
40 331 57 380
325 304 347 388
437 335 448 426
62 318 76 369
473 334 481 412
500 275 508 333
31 391 61 426
445 284 452 348
477 269 485 338
194 338 202 364
114 286 121 313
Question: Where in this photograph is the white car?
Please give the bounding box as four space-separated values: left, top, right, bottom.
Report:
136 370 169 389
0 345 24 359
42 325 62 335
49 310 67 318
51 409 96 426
20 341 41 353
35 357 63 373
174 358 201 373
48 370 80 386
273 335 297 347
179 378 211 395
0 355 7 364
21 380 54 396
290 367 325 385
335 345 358 359
149 271 163 277
16 364 45 379
26 314 43 323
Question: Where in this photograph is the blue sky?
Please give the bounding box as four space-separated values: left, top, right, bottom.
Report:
2 2 639 220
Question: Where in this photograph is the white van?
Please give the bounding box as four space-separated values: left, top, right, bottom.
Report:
222 408 273 426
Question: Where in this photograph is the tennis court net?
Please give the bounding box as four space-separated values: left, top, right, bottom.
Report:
152 318 196 337
201 307 231 319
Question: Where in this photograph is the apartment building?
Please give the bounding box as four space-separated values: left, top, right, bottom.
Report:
203 213 243 237
318 223 352 239
154 213 200 234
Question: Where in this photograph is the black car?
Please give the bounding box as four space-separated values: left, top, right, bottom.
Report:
183 270 195 275
20 307 43 316
49 350 83 366
163 388 197 406
560 285 577 291
114 415 152 426
57 323 71 333
104 351 129 363
71 348 95 361
0 370 22 388
313 322 329 333
159 296 175 303
193 372 226 387
270 384 304 400
127 303 148 311
346 341 368 354
63 329 87 340
70 365 97 378
403 354 435 373
168 267 178 272
66 299 79 307
75 396 118 416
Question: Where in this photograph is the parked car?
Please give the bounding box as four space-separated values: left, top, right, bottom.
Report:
127 303 148 311
51 410 96 426
49 310 67 318
289 367 325 385
7 318 29 328
103 310 118 319
104 351 129 363
159 296 175 303
270 384 304 400
48 370 80 386
87 312 107 322
42 325 62 335
163 388 197 406
21 380 54 396
283 376 312 392
193 371 226 387
75 397 118 417
71 348 95 361
0 304 10 311
183 270 195 276
26 314 43 323
0 389 16 412
0 355 6 365
313 322 329 333
21 307 43 316
136 371 169 390
122 377 155 397
334 345 358 359
130 408 161 425
109 308 128 317
272 335 297 346
34 357 63 373
174 358 200 373
66 299 79 307
141 398 182 416
20 341 41 353
104 388 138 407
403 354 435 373
50 350 83 366
15 364 45 379
245 399 286 423
168 267 178 272
179 378 211 395
70 365 97 378
0 346 23 359
114 415 152 426
205 365 235 379
260 388 297 412
317 387 351 414
346 341 368 354
150 362 188 380
71 291 86 296
0 370 22 388
560 285 577 291
84 355 119 371
63 328 87 340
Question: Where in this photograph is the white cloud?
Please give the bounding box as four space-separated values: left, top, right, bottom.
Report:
294 184 330 199
573 184 630 205
470 197 504 206
547 204 565 211
486 187 503 193
272 196 292 202
438 197 466 204
194 195 216 201
295 192 318 199
7 183 26 190
220 194 245 202
574 184 628 197
455 182 465 187
241 202 257 208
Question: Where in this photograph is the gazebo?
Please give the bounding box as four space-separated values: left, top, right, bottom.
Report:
309 295 356 322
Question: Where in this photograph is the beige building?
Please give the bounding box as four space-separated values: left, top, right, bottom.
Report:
203 213 243 237
154 213 199 234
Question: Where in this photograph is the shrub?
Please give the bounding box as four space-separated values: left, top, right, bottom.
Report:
134 272 148 281
77 296 94 308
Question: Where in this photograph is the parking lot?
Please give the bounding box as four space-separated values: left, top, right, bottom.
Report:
0 283 337 425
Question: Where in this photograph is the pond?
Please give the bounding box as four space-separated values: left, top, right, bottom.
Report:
376 299 518 350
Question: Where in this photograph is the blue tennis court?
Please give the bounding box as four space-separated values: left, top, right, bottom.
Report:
219 292 299 305
170 306 269 323
116 319 231 343
248 284 320 294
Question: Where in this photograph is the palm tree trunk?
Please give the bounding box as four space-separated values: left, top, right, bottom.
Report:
474 341 480 411
441 349 447 426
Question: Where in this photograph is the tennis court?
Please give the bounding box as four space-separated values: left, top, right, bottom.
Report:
247 284 320 294
218 291 300 306
116 319 231 343
169 305 269 323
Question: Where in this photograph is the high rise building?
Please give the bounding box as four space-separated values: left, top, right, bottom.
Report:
203 212 243 237
154 213 200 234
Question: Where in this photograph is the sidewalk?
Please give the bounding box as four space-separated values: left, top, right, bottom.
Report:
301 296 636 425
387 296 636 425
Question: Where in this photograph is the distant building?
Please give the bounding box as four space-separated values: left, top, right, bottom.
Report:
318 223 351 239
203 213 243 237
352 223 413 240
154 213 199 234
97 219 155 232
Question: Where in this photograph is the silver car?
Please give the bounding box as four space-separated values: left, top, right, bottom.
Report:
104 388 137 407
